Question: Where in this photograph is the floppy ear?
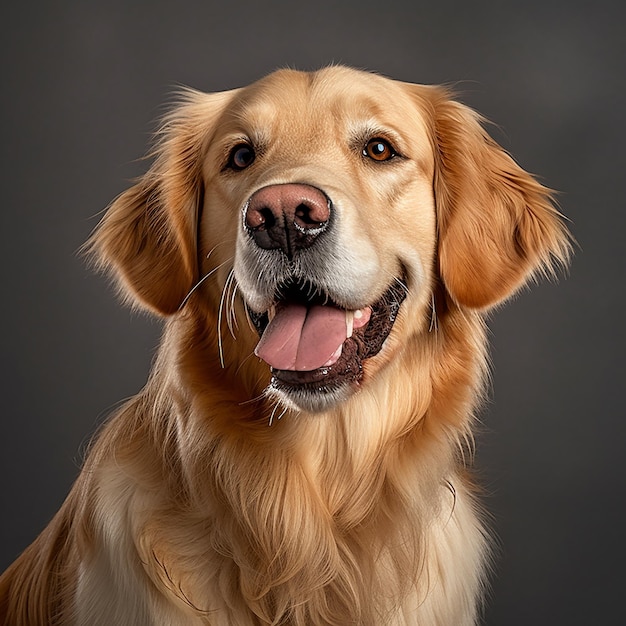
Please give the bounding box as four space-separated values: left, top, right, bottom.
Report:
87 90 233 315
424 88 571 309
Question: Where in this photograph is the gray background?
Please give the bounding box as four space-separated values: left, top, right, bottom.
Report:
1 1 624 624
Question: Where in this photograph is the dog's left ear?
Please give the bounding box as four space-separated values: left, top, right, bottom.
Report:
415 86 571 309
87 90 234 315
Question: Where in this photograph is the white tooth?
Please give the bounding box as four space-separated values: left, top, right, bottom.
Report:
354 309 363 320
346 310 354 338
268 305 276 322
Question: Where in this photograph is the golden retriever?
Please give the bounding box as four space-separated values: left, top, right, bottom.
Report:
0 66 570 625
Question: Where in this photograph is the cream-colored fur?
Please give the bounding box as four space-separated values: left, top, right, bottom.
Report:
0 66 570 625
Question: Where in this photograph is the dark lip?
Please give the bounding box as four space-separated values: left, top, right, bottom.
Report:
247 277 407 393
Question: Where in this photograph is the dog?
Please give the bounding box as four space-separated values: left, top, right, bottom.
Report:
0 66 570 625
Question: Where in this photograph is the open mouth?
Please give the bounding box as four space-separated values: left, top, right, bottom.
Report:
247 276 407 407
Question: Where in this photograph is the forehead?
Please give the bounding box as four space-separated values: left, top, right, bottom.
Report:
221 67 432 148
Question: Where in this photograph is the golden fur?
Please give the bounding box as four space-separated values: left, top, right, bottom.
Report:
0 66 570 625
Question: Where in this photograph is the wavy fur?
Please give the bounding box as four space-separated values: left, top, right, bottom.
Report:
0 66 570 625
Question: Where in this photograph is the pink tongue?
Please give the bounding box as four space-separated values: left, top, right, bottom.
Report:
254 304 348 371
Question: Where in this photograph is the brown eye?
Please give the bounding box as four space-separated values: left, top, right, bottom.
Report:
228 143 255 170
363 138 396 162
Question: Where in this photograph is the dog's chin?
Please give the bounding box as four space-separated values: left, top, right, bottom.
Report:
246 276 408 414
266 380 353 413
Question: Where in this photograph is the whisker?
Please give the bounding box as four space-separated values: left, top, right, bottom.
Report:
234 351 257 378
267 401 288 426
226 275 239 339
222 271 235 340
206 240 236 261
230 286 239 332
178 258 233 311
217 269 235 368
378 267 412 299
268 401 282 427
238 389 267 406
392 273 411 297
429 293 439 334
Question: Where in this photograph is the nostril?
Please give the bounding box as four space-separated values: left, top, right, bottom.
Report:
246 206 277 231
295 204 307 220
295 203 315 225
294 203 328 228
294 201 330 228
258 207 276 231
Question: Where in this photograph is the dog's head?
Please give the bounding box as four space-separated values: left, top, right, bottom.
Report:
90 66 570 413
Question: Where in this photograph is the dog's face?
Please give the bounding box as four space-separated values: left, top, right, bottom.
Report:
200 69 438 411
92 66 569 413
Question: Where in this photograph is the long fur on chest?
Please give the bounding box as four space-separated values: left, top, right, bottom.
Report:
0 66 570 626
1 302 489 626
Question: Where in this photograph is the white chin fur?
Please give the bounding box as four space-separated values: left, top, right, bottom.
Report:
266 379 353 414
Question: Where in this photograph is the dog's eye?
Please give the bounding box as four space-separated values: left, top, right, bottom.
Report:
228 143 256 170
363 138 396 162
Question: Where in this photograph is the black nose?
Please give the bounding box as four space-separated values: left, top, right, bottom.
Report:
244 184 331 258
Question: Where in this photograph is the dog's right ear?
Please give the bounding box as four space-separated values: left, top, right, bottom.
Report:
86 89 234 315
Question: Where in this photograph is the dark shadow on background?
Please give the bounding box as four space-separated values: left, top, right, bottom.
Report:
1 2 624 624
